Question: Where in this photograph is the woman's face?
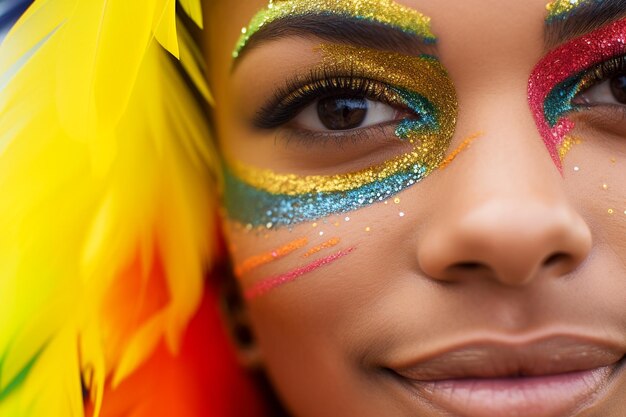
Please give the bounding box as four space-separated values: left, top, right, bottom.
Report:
204 0 626 415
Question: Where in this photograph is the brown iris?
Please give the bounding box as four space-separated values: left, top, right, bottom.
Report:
610 73 626 104
317 97 367 130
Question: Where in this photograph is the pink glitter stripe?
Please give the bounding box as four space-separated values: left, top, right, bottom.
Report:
244 247 356 300
528 17 626 168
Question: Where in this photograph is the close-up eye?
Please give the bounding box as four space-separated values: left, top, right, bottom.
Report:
294 95 402 131
576 73 626 106
254 75 423 135
574 57 626 106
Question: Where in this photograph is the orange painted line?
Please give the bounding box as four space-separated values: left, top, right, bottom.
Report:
303 237 341 258
234 237 308 278
439 131 483 170
245 247 356 300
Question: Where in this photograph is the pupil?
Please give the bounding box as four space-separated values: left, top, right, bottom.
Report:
610 73 626 104
317 97 368 130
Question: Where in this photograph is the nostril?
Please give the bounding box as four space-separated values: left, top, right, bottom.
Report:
543 252 570 268
452 261 485 271
437 261 490 282
440 261 492 281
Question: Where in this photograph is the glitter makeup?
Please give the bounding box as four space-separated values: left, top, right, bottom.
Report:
224 44 457 228
234 237 309 278
232 0 436 58
303 237 341 257
244 247 356 299
528 17 626 168
545 0 593 22
558 136 582 161
439 131 483 170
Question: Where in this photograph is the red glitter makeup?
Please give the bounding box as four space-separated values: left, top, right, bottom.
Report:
244 247 356 299
528 17 626 168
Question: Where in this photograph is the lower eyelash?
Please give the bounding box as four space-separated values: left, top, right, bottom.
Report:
277 122 397 148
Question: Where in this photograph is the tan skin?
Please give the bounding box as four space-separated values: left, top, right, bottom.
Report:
203 1 626 416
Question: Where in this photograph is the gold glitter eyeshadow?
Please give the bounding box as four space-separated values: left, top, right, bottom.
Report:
233 0 436 58
234 237 309 278
303 237 341 257
228 44 457 196
545 0 588 20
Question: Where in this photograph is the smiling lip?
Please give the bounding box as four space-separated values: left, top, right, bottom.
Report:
390 336 625 417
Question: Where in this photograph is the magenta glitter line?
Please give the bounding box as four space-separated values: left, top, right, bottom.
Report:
528 17 626 169
244 247 356 300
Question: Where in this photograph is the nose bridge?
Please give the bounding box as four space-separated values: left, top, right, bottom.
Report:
417 101 592 286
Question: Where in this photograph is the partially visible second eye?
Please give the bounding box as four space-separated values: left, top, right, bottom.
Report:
576 72 626 106
294 96 399 131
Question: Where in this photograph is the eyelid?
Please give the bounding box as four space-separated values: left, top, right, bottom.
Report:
577 53 626 95
543 52 626 125
253 71 412 129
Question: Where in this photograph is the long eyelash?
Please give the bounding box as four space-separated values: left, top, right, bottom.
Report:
254 68 404 129
546 51 626 125
578 52 626 94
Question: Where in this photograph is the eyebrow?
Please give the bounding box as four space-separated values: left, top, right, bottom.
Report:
232 14 436 71
545 0 626 50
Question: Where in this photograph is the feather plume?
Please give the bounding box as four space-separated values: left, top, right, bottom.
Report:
0 0 219 415
178 0 203 28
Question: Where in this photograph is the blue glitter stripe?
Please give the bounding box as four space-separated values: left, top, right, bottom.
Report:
543 74 584 127
223 163 429 228
393 87 438 138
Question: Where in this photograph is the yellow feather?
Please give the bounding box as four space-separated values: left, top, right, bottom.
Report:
0 0 75 77
112 313 165 388
0 0 217 415
178 19 213 104
154 0 180 58
178 0 203 28
56 1 158 139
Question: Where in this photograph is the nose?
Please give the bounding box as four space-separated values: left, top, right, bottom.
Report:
417 129 592 286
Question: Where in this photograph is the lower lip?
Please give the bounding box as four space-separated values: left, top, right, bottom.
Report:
403 366 618 417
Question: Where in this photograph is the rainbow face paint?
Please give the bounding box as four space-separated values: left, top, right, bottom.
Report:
244 247 356 299
528 17 626 168
232 0 436 58
224 44 457 228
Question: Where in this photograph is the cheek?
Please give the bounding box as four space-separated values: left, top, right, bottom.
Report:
217 213 388 415
220 210 362 301
561 136 626 277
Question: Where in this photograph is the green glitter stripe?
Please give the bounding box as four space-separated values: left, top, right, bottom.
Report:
223 161 429 228
233 0 437 58
543 75 584 126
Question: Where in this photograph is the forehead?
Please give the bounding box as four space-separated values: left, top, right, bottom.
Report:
203 0 549 86
204 0 561 58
